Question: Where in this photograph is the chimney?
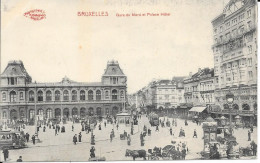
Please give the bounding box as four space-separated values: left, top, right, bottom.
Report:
189 72 192 77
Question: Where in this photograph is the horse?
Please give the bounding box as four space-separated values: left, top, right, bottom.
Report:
125 149 147 160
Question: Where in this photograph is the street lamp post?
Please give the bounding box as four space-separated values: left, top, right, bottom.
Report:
226 91 235 159
226 91 234 135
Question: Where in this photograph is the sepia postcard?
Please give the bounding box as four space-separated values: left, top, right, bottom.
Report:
0 0 258 161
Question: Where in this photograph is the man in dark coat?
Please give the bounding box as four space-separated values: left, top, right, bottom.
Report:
25 133 30 142
78 132 82 142
73 134 77 145
43 126 46 132
170 127 173 135
32 135 36 145
2 148 9 161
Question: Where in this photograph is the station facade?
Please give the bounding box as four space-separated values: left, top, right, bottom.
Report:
0 60 127 124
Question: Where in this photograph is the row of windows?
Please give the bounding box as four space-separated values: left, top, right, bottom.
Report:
3 89 125 102
3 107 121 119
214 9 252 35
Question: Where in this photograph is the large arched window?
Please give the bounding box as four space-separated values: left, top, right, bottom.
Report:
37 90 43 101
46 90 52 101
29 109 35 119
72 108 78 118
96 90 101 101
63 108 69 118
112 89 117 100
63 90 69 101
55 90 60 101
232 104 239 110
55 108 61 118
223 104 229 110
72 90 77 101
80 108 86 118
29 91 35 102
80 90 85 100
242 104 250 110
10 91 17 102
46 108 52 118
88 90 93 100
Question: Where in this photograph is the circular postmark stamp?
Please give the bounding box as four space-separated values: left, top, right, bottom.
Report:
24 9 46 21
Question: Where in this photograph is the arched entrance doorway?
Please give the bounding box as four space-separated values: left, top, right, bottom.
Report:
10 110 18 121
72 108 78 118
112 107 118 116
88 107 94 116
80 108 86 118
55 108 61 119
63 108 70 118
96 107 102 116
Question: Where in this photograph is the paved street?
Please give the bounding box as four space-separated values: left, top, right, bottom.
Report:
1 115 257 161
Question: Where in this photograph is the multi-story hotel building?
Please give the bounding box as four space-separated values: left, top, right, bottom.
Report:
210 0 257 125
0 60 127 124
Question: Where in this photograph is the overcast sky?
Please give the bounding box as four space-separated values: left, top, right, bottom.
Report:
1 0 230 93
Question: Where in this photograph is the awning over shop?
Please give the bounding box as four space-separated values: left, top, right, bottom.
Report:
189 107 206 113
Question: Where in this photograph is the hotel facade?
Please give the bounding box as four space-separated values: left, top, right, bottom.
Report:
0 60 127 124
210 0 257 125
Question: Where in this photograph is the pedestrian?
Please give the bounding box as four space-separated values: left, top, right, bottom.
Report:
78 132 82 142
124 130 127 138
55 128 58 136
131 126 134 135
182 148 186 160
250 141 257 156
104 121 106 128
116 124 119 130
112 129 115 137
248 130 251 141
110 132 113 142
193 129 197 138
127 134 131 146
2 148 9 161
25 133 29 142
17 156 23 162
90 146 95 158
148 128 151 136
72 125 74 132
73 134 77 145
170 127 172 135
99 124 101 130
43 126 46 132
91 133 95 145
32 135 36 145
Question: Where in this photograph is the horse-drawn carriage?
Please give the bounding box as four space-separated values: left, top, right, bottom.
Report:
147 143 186 160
